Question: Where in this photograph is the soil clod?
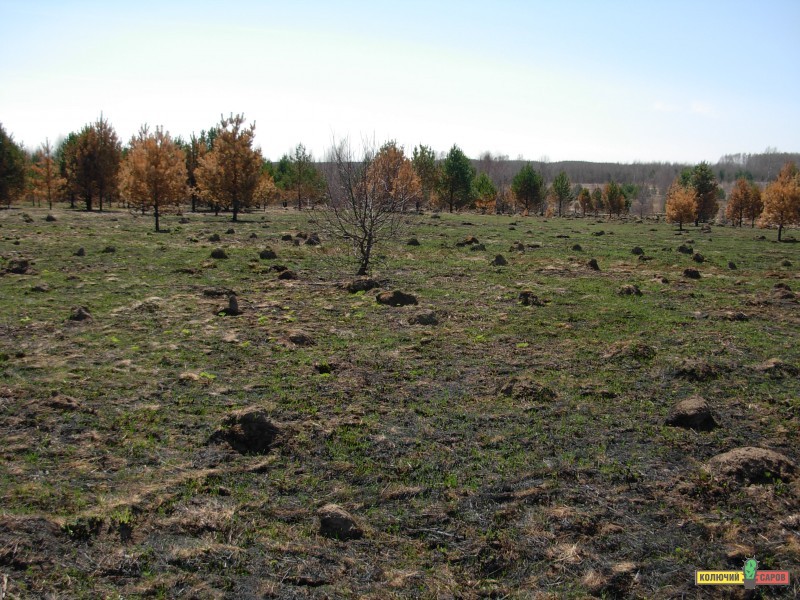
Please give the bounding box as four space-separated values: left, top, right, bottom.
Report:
706 447 796 484
68 306 92 321
408 310 438 326
666 396 718 431
376 290 418 306
317 504 363 540
518 291 546 306
456 236 480 247
618 284 642 296
212 407 282 455
346 278 379 293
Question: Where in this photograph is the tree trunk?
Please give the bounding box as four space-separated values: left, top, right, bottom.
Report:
679 221 683 231
357 243 371 276
778 224 783 241
154 205 160 232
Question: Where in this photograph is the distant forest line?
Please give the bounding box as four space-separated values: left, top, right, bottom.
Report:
466 151 800 190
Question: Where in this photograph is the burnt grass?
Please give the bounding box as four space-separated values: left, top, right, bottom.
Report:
1 207 799 599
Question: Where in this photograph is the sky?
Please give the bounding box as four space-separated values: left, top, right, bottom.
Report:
1 0 799 164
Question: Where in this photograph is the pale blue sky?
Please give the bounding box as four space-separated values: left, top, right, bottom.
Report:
1 0 798 163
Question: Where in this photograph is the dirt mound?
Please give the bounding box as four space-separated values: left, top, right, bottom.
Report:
618 284 642 296
317 504 363 540
677 244 693 254
587 258 600 271
278 269 297 280
670 358 723 382
602 341 656 361
572 244 582 251
706 447 796 484
728 261 737 269
0 516 64 570
376 290 418 306
683 268 701 279
456 236 480 247
631 246 644 255
407 238 420 246
499 376 556 402
509 241 525 252
692 252 705 263
490 254 507 266
68 306 92 321
665 396 718 431
714 310 748 321
210 248 228 259
304 233 321 246
469 243 486 251
259 248 277 260
518 291 546 306
753 358 798 378
45 393 86 412
345 278 379 293
5 258 33 274
211 407 282 455
287 331 315 346
408 310 438 326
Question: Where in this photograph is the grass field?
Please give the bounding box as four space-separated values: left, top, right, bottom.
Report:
1 206 798 598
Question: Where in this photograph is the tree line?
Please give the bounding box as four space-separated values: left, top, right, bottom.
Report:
0 116 798 239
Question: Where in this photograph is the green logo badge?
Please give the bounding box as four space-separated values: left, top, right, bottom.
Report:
743 557 758 589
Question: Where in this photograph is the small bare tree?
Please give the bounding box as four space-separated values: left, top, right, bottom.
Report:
320 138 420 276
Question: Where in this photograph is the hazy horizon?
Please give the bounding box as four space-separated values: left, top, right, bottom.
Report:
2 0 799 164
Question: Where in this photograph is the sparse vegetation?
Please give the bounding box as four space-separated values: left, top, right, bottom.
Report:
0 205 797 598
